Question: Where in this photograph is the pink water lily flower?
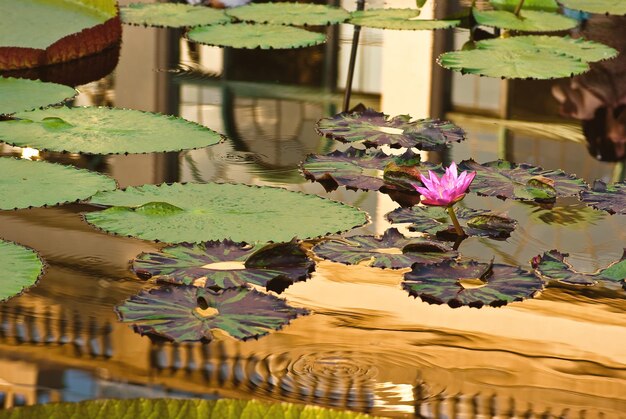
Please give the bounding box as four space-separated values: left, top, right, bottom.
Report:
413 162 475 207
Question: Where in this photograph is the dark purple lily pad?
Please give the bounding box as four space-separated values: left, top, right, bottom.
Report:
386 206 517 240
315 107 465 151
301 147 434 193
532 249 626 289
580 180 626 215
312 228 457 269
458 159 588 203
132 240 315 293
403 260 543 308
115 286 308 342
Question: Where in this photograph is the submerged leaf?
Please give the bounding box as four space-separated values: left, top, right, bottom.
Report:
404 260 543 308
187 23 326 49
472 9 578 32
84 183 368 243
0 77 76 115
0 240 45 302
557 0 626 15
132 240 314 291
0 157 117 210
115 286 308 342
580 180 626 215
226 3 349 26
349 8 460 30
121 3 231 28
316 108 465 150
0 107 223 155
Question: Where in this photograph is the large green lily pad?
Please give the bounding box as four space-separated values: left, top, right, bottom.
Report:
457 159 588 202
580 180 626 215
0 239 45 302
313 228 457 269
187 23 326 49
116 286 308 342
472 9 578 32
0 106 223 155
132 239 315 292
0 77 76 115
0 398 379 419
490 0 559 12
0 157 117 210
387 205 518 239
557 0 626 15
226 3 349 26
316 107 465 150
404 259 543 308
120 3 231 28
348 8 460 30
84 182 368 243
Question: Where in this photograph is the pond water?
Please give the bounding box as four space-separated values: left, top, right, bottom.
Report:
0 1 625 417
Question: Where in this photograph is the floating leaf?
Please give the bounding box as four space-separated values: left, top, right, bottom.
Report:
0 107 223 155
457 160 588 202
580 180 626 215
0 240 45 302
476 35 618 63
85 183 368 243
226 3 349 26
132 240 314 291
490 0 559 12
532 249 626 289
387 205 517 239
472 9 578 32
315 108 465 150
557 0 626 15
116 286 308 342
0 157 117 210
0 77 76 115
120 3 231 28
404 259 543 308
187 23 326 49
313 228 457 269
0 398 379 419
438 47 589 79
348 8 460 30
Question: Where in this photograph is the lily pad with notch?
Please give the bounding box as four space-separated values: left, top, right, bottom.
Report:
120 3 231 28
0 157 117 210
132 239 315 293
387 206 518 240
457 159 588 202
557 0 626 15
403 259 543 308
226 3 349 26
84 182 368 244
348 8 460 30
580 180 625 215
313 228 457 269
0 77 77 115
0 106 224 155
472 9 578 32
0 239 45 302
315 107 465 151
115 286 308 342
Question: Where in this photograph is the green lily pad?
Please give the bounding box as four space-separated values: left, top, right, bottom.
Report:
348 8 460 30
116 286 308 342
580 180 626 215
315 107 465 150
557 0 626 15
472 9 578 32
0 239 45 302
226 3 349 26
0 398 379 419
476 35 618 63
0 157 117 210
0 77 77 116
404 259 543 308
387 205 518 240
187 23 326 49
132 239 314 292
490 0 559 12
313 228 457 269
457 159 588 202
84 182 368 244
120 3 231 28
0 106 223 155
532 249 626 289
438 47 589 79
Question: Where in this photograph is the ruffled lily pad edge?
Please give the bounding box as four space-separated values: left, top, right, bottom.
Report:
0 239 47 303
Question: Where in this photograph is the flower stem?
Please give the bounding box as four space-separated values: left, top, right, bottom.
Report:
514 0 525 16
447 206 466 237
